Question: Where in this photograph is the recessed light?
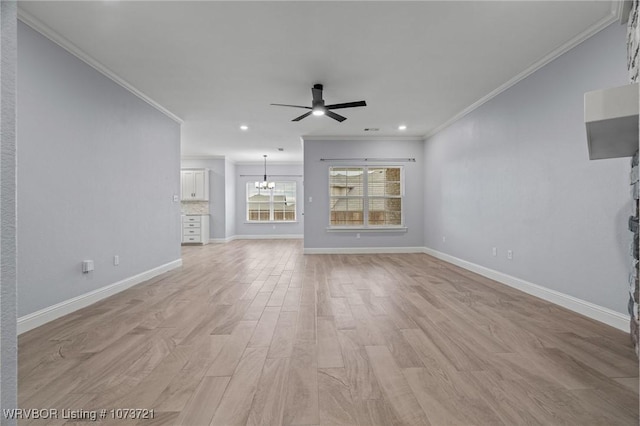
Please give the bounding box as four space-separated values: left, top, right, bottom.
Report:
398 125 407 131
240 125 249 131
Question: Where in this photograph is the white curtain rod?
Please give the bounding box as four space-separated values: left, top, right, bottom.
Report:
240 174 303 177
319 158 416 162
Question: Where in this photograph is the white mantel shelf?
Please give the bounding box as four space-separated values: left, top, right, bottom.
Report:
585 83 639 160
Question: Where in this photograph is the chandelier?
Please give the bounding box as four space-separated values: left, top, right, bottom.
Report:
255 154 275 190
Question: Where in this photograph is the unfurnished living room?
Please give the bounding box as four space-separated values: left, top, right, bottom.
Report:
0 1 639 425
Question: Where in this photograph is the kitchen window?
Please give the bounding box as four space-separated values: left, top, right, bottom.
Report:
246 181 297 222
329 166 403 228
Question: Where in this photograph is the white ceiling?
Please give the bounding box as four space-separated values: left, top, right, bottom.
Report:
18 1 618 163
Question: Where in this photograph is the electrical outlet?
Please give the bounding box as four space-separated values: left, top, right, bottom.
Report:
492 247 497 257
173 194 179 202
442 236 446 243
308 196 313 203
356 233 360 239
114 255 119 266
82 260 94 273
507 250 513 260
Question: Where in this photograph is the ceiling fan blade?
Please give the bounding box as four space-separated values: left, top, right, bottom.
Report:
292 111 313 122
312 84 323 102
325 110 347 122
324 101 367 110
271 103 312 109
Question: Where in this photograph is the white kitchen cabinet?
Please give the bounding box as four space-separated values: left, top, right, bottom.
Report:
181 169 209 201
181 215 210 245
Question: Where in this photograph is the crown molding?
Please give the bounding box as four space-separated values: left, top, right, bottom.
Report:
18 9 183 124
181 157 302 166
424 8 618 139
612 0 622 21
617 0 632 24
181 155 226 161
302 135 424 142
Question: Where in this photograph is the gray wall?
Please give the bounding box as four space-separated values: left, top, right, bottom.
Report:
18 22 182 317
304 139 424 249
235 163 304 237
225 159 236 238
424 23 630 314
181 158 226 239
1 1 18 419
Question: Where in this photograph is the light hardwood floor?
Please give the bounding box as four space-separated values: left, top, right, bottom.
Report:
19 240 639 425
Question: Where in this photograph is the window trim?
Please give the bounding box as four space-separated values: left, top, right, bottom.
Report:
325 226 408 233
327 165 405 230
246 181 297 223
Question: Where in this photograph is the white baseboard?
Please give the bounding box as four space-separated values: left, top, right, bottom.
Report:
304 246 424 255
210 236 237 243
210 234 303 243
422 247 630 331
17 259 183 335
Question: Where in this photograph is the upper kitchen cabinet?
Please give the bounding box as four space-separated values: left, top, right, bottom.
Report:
181 169 210 201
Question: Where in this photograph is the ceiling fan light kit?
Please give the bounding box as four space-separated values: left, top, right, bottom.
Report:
271 84 366 122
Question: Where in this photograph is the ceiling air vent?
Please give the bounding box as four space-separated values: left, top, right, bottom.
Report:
364 128 379 132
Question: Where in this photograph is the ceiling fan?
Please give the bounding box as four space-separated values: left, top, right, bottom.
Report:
271 84 366 122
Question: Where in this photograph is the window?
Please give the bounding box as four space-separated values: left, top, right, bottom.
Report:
329 166 403 227
246 181 296 222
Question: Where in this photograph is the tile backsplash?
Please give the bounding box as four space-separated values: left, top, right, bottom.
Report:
181 201 210 215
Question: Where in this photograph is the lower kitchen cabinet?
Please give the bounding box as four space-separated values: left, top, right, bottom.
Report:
181 214 210 245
